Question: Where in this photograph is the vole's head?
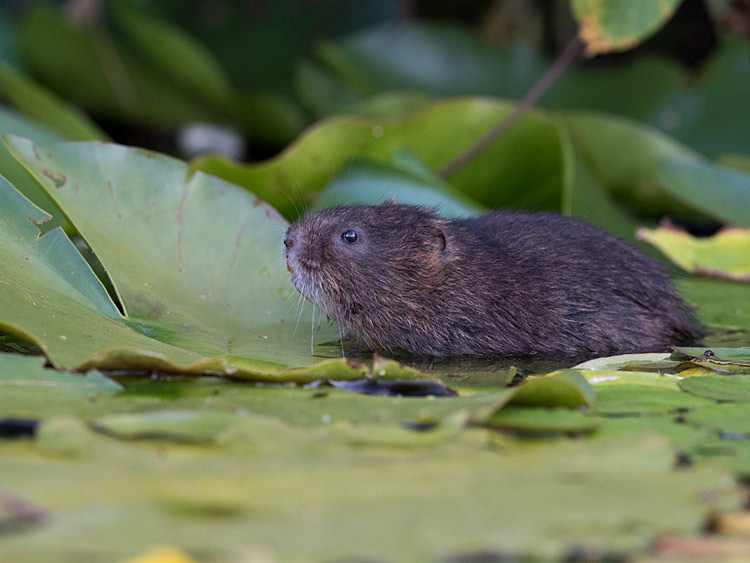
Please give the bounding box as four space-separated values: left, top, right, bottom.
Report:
283 201 451 324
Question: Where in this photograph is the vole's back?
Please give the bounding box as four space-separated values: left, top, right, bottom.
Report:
447 211 699 356
284 204 701 358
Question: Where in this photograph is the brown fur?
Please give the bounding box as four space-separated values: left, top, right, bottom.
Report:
283 202 701 358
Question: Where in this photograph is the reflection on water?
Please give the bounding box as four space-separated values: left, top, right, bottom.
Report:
333 346 588 390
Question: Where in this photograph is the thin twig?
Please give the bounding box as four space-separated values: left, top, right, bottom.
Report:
439 35 584 179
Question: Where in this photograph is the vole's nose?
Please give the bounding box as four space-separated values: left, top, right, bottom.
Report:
283 233 295 248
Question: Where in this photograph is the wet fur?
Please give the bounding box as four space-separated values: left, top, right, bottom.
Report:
284 202 701 358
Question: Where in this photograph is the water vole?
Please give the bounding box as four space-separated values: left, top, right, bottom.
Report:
283 202 700 358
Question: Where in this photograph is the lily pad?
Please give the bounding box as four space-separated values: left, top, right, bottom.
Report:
487 407 600 434
580 369 715 416
508 370 594 409
679 376 750 403
0 353 122 421
672 348 750 363
670 348 750 375
677 279 750 348
0 353 121 393
574 352 680 372
580 369 683 389
683 403 750 436
1 136 362 380
637 225 750 281
0 105 70 231
0 425 737 561
90 409 242 444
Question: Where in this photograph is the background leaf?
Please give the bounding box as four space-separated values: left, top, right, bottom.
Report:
571 0 682 55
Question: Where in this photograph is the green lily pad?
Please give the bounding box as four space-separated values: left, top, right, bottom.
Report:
0 105 71 231
670 348 750 375
672 348 750 363
340 409 469 448
571 0 681 56
508 370 594 409
677 279 750 348
0 353 122 421
637 225 750 281
90 409 241 444
1 136 362 380
487 406 600 434
679 376 750 403
595 385 711 416
591 372 712 416
687 436 750 476
574 352 680 372
580 369 683 389
0 425 737 561
0 353 121 393
581 369 715 416
683 403 750 436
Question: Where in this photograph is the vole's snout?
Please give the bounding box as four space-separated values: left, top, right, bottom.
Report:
283 232 295 248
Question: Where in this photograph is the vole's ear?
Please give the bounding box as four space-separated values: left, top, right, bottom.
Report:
380 198 397 206
432 220 455 263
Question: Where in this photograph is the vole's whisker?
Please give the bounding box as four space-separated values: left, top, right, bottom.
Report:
293 292 306 337
310 305 315 356
338 325 345 358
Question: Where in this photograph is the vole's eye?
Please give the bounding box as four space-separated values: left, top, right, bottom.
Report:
342 229 359 244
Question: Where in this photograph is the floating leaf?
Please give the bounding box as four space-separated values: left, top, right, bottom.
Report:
683 403 750 436
580 369 683 389
0 353 121 393
574 352 679 372
0 105 71 231
508 370 594 409
340 410 468 447
587 370 712 416
2 136 362 380
487 407 600 434
1 424 737 560
679 376 750 403
676 279 750 348
91 409 241 444
670 348 750 375
637 225 750 281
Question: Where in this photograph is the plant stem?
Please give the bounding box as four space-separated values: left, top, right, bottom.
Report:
439 34 584 179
